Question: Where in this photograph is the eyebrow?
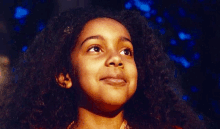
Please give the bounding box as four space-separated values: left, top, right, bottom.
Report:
80 35 132 47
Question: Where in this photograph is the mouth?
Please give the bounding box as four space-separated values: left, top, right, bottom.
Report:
100 75 127 86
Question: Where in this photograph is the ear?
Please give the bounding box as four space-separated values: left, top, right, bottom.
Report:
55 73 72 89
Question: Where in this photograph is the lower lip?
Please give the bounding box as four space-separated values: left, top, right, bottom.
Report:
101 78 126 86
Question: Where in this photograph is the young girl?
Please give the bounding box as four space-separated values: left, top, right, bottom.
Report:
0 7 206 129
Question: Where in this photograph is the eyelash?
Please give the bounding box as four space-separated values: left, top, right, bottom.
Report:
87 45 133 56
120 48 133 56
87 45 102 52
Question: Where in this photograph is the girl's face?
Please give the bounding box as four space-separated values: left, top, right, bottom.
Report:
71 18 138 112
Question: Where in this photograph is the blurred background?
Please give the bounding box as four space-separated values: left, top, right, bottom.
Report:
0 0 219 128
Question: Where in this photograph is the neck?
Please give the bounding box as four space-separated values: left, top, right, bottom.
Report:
74 107 124 129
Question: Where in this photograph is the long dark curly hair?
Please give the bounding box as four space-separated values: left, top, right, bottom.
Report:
0 7 206 129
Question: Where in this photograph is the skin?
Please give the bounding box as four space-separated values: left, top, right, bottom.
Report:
57 18 138 128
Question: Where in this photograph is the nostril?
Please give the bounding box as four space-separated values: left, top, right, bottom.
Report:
109 62 115 65
108 62 123 67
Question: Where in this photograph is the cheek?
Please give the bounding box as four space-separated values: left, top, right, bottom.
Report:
128 60 138 81
77 62 95 82
131 69 138 92
75 64 97 98
75 59 101 89
126 61 138 96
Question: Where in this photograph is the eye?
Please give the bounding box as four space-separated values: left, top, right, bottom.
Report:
88 46 102 52
120 48 133 56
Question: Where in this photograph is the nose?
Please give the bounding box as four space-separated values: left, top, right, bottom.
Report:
105 51 123 68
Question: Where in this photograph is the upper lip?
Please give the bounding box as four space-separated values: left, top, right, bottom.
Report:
100 73 126 82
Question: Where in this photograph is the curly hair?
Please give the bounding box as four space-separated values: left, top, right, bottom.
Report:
0 7 206 129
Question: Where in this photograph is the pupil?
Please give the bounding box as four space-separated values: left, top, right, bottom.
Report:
125 50 130 55
94 47 99 51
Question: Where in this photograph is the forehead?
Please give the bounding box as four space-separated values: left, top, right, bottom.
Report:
79 17 131 39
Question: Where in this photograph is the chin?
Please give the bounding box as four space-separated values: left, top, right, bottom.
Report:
95 102 125 115
95 97 128 112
